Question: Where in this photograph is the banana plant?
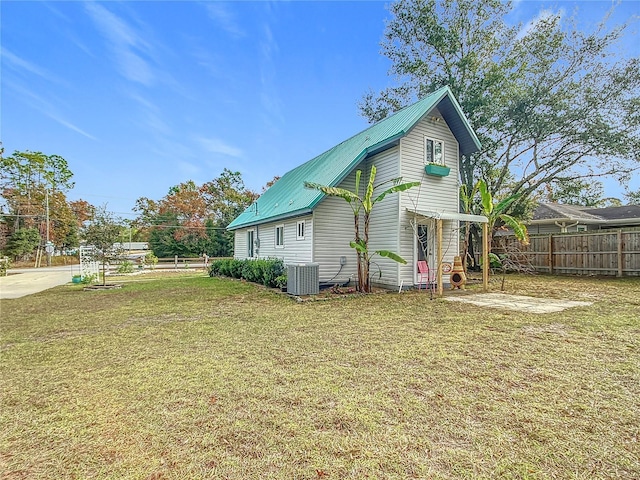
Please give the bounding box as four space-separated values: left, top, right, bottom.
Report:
477 179 529 251
460 182 479 273
306 166 419 292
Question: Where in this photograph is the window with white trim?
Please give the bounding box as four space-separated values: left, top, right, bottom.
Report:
247 230 255 257
425 137 444 165
275 225 284 247
576 224 587 232
297 220 305 240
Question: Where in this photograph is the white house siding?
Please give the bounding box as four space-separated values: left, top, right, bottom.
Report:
313 168 361 283
233 216 313 264
233 228 249 258
397 109 461 286
312 147 401 286
364 147 401 287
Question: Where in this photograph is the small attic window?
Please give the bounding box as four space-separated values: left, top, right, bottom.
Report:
425 137 444 165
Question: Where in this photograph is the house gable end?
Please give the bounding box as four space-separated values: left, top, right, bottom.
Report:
228 86 480 231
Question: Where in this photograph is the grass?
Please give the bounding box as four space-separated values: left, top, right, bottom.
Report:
1 272 639 479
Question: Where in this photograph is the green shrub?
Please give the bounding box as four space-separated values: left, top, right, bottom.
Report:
241 260 263 283
144 252 158 269
209 260 221 276
274 274 287 289
209 257 286 288
262 258 285 287
229 259 244 278
117 260 134 274
81 273 97 285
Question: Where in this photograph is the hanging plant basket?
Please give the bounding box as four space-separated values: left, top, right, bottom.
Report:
425 164 450 177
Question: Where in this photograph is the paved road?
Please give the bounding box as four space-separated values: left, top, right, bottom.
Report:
0 266 77 300
0 263 210 300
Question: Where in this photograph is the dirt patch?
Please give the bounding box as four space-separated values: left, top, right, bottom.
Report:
445 293 592 313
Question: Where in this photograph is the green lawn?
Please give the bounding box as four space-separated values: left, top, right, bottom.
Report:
1 272 639 479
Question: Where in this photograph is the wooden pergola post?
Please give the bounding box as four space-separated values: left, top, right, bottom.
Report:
436 218 443 296
482 222 489 292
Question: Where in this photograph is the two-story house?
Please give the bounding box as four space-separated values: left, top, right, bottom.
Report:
228 86 488 290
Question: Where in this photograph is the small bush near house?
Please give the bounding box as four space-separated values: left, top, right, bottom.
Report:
229 259 244 279
117 260 134 274
209 258 285 288
262 259 285 287
144 252 158 269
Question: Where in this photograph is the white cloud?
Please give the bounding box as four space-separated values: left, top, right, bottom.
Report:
45 113 98 141
84 2 155 85
204 3 245 38
4 80 97 141
196 137 243 158
258 21 284 132
1 47 63 83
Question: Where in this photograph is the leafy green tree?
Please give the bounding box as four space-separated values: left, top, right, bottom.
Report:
0 150 82 256
544 179 621 207
625 188 640 205
3 228 40 260
134 170 257 258
0 150 74 194
306 166 419 293
82 206 125 285
361 0 640 214
201 169 258 256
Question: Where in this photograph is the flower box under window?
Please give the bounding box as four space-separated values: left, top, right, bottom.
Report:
425 164 450 177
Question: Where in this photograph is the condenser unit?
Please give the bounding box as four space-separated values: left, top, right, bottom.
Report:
287 263 319 295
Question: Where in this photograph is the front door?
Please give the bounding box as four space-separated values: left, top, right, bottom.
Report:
415 225 430 284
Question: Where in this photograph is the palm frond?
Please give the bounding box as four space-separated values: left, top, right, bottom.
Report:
373 182 421 204
494 194 519 216
477 180 493 215
304 182 360 203
499 214 530 245
375 250 407 264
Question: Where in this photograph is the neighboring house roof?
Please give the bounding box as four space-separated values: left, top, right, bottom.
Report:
531 203 602 222
530 203 640 226
582 205 640 221
228 86 481 230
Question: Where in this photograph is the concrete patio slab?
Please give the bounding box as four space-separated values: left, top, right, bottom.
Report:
444 292 592 313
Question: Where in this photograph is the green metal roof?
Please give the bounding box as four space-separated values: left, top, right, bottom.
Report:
228 86 480 230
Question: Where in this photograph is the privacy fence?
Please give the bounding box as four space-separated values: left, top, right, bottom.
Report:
493 230 640 277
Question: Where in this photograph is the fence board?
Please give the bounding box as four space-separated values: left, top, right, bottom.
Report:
493 229 640 277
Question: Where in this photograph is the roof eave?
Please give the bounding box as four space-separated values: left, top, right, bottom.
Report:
227 208 314 231
440 86 482 154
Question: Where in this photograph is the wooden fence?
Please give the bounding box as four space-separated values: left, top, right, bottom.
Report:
493 230 640 277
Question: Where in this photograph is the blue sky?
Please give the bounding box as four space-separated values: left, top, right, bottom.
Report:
2 1 638 219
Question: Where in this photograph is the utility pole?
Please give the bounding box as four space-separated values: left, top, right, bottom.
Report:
44 189 53 267
45 190 53 267
46 189 50 245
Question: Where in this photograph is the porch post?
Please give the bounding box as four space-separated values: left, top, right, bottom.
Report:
437 218 443 296
482 222 489 292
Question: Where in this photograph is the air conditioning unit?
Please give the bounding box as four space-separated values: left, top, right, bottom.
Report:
287 263 319 295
